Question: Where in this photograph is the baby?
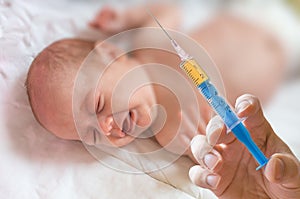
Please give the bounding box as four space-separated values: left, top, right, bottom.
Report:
26 3 299 198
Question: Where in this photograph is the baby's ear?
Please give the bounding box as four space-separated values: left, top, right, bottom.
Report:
93 41 127 64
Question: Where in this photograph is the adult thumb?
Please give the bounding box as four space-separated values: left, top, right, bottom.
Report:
264 153 300 188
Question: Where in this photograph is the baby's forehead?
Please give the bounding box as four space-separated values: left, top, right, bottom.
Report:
43 40 96 76
42 39 120 96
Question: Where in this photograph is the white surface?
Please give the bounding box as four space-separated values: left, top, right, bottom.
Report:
265 78 300 159
0 0 299 199
0 0 203 198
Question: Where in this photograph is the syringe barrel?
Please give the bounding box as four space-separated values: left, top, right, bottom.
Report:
180 58 269 169
198 81 240 130
180 58 239 129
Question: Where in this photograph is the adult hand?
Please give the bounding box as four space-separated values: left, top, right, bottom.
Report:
189 94 300 199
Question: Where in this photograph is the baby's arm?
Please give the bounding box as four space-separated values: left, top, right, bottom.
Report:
189 94 300 199
89 3 181 35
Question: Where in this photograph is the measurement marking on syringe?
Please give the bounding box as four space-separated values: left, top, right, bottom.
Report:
208 98 220 109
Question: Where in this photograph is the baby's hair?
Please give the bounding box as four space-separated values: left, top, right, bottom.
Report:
26 39 95 128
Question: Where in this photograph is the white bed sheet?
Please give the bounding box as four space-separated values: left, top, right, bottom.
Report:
0 0 204 198
0 0 299 199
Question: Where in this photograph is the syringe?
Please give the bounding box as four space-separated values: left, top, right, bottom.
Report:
148 11 269 170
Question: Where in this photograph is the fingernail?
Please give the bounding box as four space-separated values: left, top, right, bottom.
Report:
204 153 219 169
208 124 223 137
190 135 200 146
207 118 223 135
274 157 284 181
189 166 197 180
206 174 221 188
236 100 250 114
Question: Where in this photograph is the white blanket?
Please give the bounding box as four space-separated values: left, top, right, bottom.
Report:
0 0 299 199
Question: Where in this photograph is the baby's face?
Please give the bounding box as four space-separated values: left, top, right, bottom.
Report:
33 41 157 147
74 49 157 147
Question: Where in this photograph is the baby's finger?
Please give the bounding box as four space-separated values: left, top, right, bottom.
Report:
189 165 221 189
206 116 235 146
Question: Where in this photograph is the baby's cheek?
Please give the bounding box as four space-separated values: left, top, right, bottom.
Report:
154 132 172 148
154 130 191 155
136 114 152 128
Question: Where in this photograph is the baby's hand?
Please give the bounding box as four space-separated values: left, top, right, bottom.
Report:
189 94 300 199
89 6 128 35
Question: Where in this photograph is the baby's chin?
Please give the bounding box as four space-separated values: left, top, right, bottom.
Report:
107 134 136 147
46 124 80 141
81 130 136 148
